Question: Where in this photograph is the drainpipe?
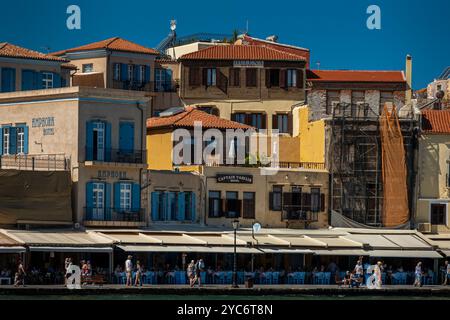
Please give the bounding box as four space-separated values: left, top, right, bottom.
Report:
135 101 145 224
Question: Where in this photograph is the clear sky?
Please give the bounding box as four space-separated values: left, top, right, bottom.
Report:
0 0 448 89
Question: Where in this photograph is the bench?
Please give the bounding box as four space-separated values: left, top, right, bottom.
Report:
81 274 107 286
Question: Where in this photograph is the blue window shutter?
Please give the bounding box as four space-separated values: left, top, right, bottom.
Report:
133 65 139 82
85 121 94 160
114 182 121 211
151 192 160 221
132 183 141 211
145 66 150 83
0 128 3 155
37 72 43 89
21 70 34 91
191 192 196 222
177 192 185 221
162 192 168 221
23 126 29 154
120 64 128 81
86 181 94 210
105 182 111 220
9 127 17 154
53 73 61 88
1 68 16 92
105 121 112 161
119 122 134 153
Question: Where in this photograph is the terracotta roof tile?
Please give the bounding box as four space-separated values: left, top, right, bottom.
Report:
52 37 159 56
421 110 450 134
179 45 306 62
0 43 68 62
307 70 406 83
147 107 253 130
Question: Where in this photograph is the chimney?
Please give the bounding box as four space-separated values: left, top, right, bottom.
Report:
405 54 412 105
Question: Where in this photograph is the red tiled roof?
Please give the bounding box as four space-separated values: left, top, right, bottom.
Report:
147 107 253 130
240 35 310 67
179 45 306 62
52 37 159 56
0 42 68 62
421 110 450 134
307 70 406 83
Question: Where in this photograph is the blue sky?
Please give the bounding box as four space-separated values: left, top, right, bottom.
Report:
0 0 448 89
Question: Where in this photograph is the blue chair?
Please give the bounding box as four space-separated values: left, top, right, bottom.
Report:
225 272 233 284
323 272 331 284
214 272 225 284
313 272 323 284
272 272 280 284
237 272 245 284
294 272 305 284
200 271 206 284
175 271 186 284
262 272 272 284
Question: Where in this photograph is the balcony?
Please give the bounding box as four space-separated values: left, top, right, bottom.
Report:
83 207 146 227
112 80 178 93
282 210 319 222
85 147 145 165
0 154 70 171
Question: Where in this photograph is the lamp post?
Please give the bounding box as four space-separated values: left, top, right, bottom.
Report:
232 219 240 288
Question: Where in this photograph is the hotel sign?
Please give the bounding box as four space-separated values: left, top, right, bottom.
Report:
32 117 55 136
233 60 264 68
216 174 253 184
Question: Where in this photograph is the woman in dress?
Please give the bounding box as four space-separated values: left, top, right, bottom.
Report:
414 262 423 287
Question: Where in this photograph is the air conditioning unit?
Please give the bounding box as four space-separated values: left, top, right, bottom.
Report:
417 223 432 233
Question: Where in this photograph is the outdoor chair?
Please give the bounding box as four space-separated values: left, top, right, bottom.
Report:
174 271 186 284
237 272 245 284
323 272 331 284
262 272 272 284
272 272 280 284
225 271 233 284
294 272 306 284
313 272 324 284
214 272 225 284
200 271 206 284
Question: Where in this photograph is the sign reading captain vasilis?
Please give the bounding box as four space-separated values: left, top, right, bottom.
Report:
216 174 253 184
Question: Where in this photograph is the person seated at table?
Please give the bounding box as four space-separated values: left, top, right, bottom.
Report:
350 271 362 288
337 271 351 287
397 265 404 273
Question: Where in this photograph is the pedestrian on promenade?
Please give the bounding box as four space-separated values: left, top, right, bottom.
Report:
187 260 195 287
125 255 133 286
442 260 450 285
413 262 423 287
135 260 143 287
193 259 205 287
15 260 26 287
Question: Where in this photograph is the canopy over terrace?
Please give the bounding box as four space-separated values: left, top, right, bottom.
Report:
422 233 450 258
0 230 25 253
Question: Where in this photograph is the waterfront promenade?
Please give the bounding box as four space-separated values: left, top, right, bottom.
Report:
1 284 450 297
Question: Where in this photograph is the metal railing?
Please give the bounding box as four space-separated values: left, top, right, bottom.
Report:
112 80 178 93
282 210 319 222
203 161 325 170
85 147 145 164
0 154 70 171
84 207 146 222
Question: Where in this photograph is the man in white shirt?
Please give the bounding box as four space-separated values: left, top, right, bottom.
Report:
443 260 450 285
125 255 133 286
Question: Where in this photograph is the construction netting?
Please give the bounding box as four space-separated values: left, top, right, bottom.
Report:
380 105 409 227
0 170 72 225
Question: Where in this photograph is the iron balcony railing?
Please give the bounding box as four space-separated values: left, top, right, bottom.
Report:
84 207 146 222
282 210 319 222
85 147 145 164
112 80 178 93
0 154 70 171
203 161 325 170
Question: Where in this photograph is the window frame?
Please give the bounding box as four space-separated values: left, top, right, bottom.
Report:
113 63 121 81
2 127 10 155
271 185 283 211
287 69 297 87
310 187 321 212
82 63 94 73
16 126 25 154
119 182 132 212
206 68 217 86
246 68 257 87
243 192 255 219
127 64 134 82
42 72 54 89
208 190 222 218
274 113 289 133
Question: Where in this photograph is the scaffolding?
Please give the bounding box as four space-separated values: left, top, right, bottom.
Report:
329 103 417 227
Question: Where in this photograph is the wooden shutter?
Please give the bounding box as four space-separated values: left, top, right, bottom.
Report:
265 69 271 88
279 69 287 89
297 69 304 88
261 113 267 129
269 192 274 210
236 199 242 217
288 113 293 135
302 193 311 211
189 67 199 86
217 69 228 94
320 193 325 212
272 114 278 130
202 68 208 87
246 69 256 87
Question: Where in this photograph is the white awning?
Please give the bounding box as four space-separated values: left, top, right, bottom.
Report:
259 248 313 254
0 246 26 253
368 250 442 258
117 245 262 254
440 250 450 257
313 249 369 256
29 246 113 253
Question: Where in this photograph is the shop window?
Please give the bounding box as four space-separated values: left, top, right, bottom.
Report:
208 191 222 218
431 204 446 225
243 192 255 219
269 185 283 211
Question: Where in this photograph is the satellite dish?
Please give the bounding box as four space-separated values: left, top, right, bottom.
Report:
252 222 261 233
170 20 177 31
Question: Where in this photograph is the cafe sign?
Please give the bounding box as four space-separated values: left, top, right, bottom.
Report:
216 174 253 184
233 60 264 68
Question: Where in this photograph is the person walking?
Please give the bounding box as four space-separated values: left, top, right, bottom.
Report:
125 255 133 286
187 260 195 287
15 260 26 287
194 259 205 287
135 260 143 287
442 260 450 285
413 262 423 287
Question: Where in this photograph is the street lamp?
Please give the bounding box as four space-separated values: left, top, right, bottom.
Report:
232 219 240 288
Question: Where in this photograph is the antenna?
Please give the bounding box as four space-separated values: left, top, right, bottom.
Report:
246 20 249 34
316 61 321 70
